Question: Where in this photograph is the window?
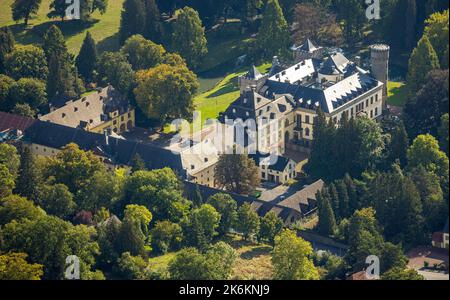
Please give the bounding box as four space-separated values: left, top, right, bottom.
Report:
74 107 78 112
375 107 378 116
305 115 310 124
351 107 354 115
366 99 369 107
333 117 337 124
375 94 378 102
121 116 124 121
370 97 373 104
305 127 310 136
113 120 117 125
370 110 373 118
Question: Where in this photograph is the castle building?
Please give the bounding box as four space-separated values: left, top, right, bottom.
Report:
223 40 388 154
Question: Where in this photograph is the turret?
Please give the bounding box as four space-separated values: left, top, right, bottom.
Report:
369 44 390 108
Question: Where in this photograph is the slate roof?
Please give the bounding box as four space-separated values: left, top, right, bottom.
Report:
276 180 324 214
22 119 187 178
41 86 130 129
249 152 292 172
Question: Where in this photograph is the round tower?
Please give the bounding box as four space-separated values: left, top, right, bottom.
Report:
369 44 390 108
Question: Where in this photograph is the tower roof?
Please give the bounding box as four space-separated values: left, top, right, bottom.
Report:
247 65 263 80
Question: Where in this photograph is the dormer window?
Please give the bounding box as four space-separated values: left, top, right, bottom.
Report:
86 102 90 107
62 113 66 118
267 106 270 112
191 165 195 170
74 107 78 112
243 98 247 104
281 71 286 76
204 158 208 163
257 97 261 103
81 97 86 102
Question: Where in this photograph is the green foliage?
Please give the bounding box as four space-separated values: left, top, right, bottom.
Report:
404 69 449 139
11 0 42 25
5 45 48 80
119 204 152 256
214 151 260 194
0 74 15 111
37 183 76 219
130 153 146 173
438 113 449 155
381 267 424 280
207 193 238 236
258 211 283 244
11 103 36 117
0 164 15 197
0 194 45 226
256 0 290 60
171 6 208 70
423 10 449 67
121 34 166 70
387 121 409 167
0 26 15 73
8 77 47 112
0 215 100 279
272 229 319 280
97 215 122 267
0 143 20 178
119 0 146 44
143 0 163 43
116 252 148 279
0 252 43 280
134 63 198 126
151 220 183 254
182 204 221 249
76 31 98 83
316 190 337 236
121 168 191 222
407 35 440 95
236 202 260 240
96 51 134 94
334 0 366 42
203 241 237 280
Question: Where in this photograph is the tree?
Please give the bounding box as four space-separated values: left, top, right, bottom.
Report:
11 0 42 25
407 35 440 96
272 229 319 280
204 241 237 280
119 0 146 44
171 6 207 69
37 183 76 219
258 211 283 244
168 247 210 280
15 146 40 201
207 193 238 236
120 34 166 71
182 204 221 249
0 215 100 279
43 25 84 102
143 0 163 43
119 204 153 256
151 220 183 254
116 252 148 279
0 27 15 73
236 203 260 240
130 153 146 172
0 252 43 280
121 168 191 222
48 0 108 22
97 51 134 94
97 215 122 267
0 195 45 226
316 190 337 236
9 77 48 112
0 164 15 197
214 151 260 195
438 113 449 155
387 121 409 167
292 3 343 47
5 45 48 80
334 0 366 42
44 143 105 194
423 10 449 67
76 31 98 83
11 103 35 117
0 143 20 178
76 169 119 212
381 267 424 280
0 75 15 111
384 0 417 53
256 0 290 60
404 69 449 139
134 63 198 127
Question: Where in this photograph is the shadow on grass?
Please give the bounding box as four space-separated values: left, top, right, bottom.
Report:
388 84 408 106
97 32 120 53
8 19 98 46
240 246 272 260
206 78 238 98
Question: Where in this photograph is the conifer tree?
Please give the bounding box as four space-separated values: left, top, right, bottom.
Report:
343 173 358 213
119 0 146 44
76 31 98 83
143 0 163 43
15 146 40 201
407 35 440 95
130 154 146 173
317 191 337 236
388 121 409 167
256 0 290 60
328 183 340 221
336 180 350 219
0 27 15 73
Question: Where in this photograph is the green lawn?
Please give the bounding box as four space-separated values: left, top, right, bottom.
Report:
194 63 271 125
0 0 124 54
387 81 408 107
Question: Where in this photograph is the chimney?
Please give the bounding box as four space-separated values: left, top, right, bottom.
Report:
104 129 109 146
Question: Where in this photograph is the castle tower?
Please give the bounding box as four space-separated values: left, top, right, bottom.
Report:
369 44 390 109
